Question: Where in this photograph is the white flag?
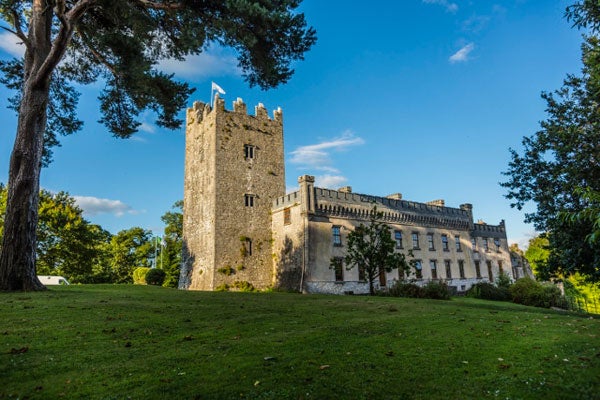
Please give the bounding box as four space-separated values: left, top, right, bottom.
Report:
212 81 226 95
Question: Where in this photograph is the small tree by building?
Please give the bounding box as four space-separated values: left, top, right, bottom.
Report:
339 207 411 295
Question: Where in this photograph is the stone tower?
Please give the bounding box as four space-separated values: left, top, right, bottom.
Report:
179 95 285 290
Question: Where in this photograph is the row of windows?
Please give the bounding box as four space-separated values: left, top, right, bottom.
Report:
415 259 504 281
331 258 505 282
334 226 502 253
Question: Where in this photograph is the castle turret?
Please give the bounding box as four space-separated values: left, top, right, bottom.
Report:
180 94 285 290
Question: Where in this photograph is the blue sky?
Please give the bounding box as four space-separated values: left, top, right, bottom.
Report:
0 0 584 248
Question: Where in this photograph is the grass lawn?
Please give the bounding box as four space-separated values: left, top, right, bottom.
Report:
1 285 599 399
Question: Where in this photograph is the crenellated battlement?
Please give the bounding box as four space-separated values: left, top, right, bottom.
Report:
186 94 283 125
472 221 506 238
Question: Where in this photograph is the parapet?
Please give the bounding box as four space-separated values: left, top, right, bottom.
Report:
426 199 445 207
186 94 283 123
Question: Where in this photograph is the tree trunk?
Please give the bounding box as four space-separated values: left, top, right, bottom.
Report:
0 87 50 291
0 0 52 291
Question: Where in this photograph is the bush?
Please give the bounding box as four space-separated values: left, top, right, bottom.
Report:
387 280 450 300
145 268 166 286
388 281 424 298
495 272 512 289
422 281 451 300
510 278 565 308
232 280 255 292
466 282 511 301
133 267 150 285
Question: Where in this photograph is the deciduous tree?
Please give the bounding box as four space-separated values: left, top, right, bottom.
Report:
0 185 110 282
0 0 316 291
339 207 411 295
109 227 153 284
502 1 600 283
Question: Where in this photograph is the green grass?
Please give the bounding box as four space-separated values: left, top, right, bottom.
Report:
1 285 599 399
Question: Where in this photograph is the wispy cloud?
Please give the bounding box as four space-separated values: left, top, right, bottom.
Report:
289 131 364 170
289 131 364 189
0 32 25 58
423 0 458 13
462 15 490 33
315 175 348 189
449 43 475 63
158 46 240 80
74 196 141 217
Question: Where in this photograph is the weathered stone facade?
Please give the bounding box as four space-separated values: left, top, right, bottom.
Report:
271 177 513 294
180 96 285 290
182 94 515 294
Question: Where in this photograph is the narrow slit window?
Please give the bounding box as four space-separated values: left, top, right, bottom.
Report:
244 144 255 159
244 194 255 207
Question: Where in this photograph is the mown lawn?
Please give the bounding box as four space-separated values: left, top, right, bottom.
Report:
1 285 598 399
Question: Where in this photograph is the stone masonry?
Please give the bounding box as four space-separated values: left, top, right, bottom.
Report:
180 95 285 290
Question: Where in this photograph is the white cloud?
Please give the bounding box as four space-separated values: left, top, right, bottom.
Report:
316 175 348 189
449 43 475 63
158 47 240 80
0 32 25 58
74 196 141 217
423 0 458 13
289 131 365 169
289 131 364 190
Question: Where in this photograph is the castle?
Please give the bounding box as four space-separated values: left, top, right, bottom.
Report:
179 95 528 294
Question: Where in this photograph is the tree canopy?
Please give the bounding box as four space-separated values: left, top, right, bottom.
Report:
339 207 411 295
502 1 600 283
0 0 316 290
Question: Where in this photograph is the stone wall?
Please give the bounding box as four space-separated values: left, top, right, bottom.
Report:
289 177 513 294
182 95 285 290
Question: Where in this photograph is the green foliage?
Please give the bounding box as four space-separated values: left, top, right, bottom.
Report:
564 274 600 314
466 282 512 302
217 266 235 276
388 281 424 298
215 283 230 292
109 227 153 284
133 267 150 285
502 3 600 283
495 272 512 289
0 186 112 283
145 268 166 286
510 278 566 309
387 280 450 300
342 207 411 295
422 281 451 300
524 235 550 276
232 280 255 292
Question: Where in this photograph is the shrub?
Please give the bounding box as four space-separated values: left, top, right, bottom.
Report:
133 267 150 285
232 280 255 292
145 268 166 286
422 281 451 300
466 282 511 301
510 278 565 308
388 281 424 298
215 283 230 291
495 272 512 289
217 266 235 276
387 281 450 300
